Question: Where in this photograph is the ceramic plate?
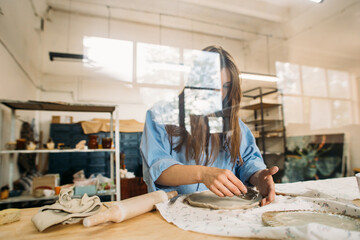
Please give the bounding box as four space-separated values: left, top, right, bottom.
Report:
184 190 261 210
262 210 360 231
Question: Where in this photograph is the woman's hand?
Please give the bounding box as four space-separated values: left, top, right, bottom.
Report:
199 167 247 197
250 166 279 206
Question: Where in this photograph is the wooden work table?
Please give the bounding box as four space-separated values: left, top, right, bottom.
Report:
0 206 261 240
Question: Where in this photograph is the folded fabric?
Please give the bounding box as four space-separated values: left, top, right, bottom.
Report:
80 118 144 134
31 187 102 232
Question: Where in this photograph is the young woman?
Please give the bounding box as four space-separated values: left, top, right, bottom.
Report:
140 46 278 206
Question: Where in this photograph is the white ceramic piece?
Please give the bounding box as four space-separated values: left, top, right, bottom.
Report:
262 210 360 231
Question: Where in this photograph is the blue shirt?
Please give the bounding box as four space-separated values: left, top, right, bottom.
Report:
140 109 266 194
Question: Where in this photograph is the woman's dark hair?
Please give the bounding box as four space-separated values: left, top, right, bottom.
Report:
166 45 243 167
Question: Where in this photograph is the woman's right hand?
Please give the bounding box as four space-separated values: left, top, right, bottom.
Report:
199 166 247 197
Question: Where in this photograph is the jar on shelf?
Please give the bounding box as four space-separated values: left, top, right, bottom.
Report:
88 135 99 149
16 138 26 150
102 137 112 149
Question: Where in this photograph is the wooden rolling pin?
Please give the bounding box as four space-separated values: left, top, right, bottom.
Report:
83 190 177 227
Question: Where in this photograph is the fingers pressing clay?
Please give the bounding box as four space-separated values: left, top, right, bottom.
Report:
209 185 224 197
227 174 247 194
214 181 234 197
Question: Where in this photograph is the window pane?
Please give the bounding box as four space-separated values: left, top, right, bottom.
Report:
184 88 222 132
332 100 352 127
137 43 181 86
140 87 179 125
328 70 350 99
283 96 303 125
276 62 301 94
183 49 221 89
310 99 331 130
301 66 327 97
83 36 133 82
302 96 311 124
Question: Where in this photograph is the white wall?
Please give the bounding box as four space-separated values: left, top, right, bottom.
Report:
0 0 42 187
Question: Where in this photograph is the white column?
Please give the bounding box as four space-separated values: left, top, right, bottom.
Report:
110 111 114 201
9 109 16 190
115 105 121 201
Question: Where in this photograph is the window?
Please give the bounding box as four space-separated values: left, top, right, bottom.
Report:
83 36 133 82
309 99 331 130
183 49 221 89
332 100 352 127
328 70 350 99
283 96 303 124
276 61 356 130
275 62 301 95
136 43 181 86
301 66 327 97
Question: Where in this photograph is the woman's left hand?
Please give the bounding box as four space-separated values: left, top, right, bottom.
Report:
250 166 279 206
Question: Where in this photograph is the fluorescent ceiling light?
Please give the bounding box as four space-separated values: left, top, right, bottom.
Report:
49 52 88 62
240 72 279 82
309 0 324 3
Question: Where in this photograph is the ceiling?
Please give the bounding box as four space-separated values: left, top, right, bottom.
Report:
36 0 360 65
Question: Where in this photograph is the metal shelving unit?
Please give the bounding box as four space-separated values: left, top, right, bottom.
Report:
241 87 286 182
0 100 121 204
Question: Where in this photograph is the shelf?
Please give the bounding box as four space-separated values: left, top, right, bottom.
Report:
260 151 285 156
244 119 282 125
0 100 116 113
0 189 115 204
241 98 280 110
0 99 121 202
263 129 285 134
241 88 285 181
0 149 116 154
241 102 281 110
242 87 279 98
255 136 284 139
0 194 58 204
96 189 116 196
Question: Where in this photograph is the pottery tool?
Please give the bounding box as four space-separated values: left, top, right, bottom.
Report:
236 186 259 200
83 190 178 227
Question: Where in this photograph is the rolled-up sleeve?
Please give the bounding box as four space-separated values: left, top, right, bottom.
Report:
236 120 266 184
140 110 183 192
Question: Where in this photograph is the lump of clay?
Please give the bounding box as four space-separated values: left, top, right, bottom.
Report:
185 190 261 210
0 209 21 225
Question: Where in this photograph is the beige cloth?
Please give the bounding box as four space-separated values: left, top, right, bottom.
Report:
80 118 144 134
31 188 102 232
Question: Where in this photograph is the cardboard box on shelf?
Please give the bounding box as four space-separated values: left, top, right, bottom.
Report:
32 174 60 193
51 115 73 124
